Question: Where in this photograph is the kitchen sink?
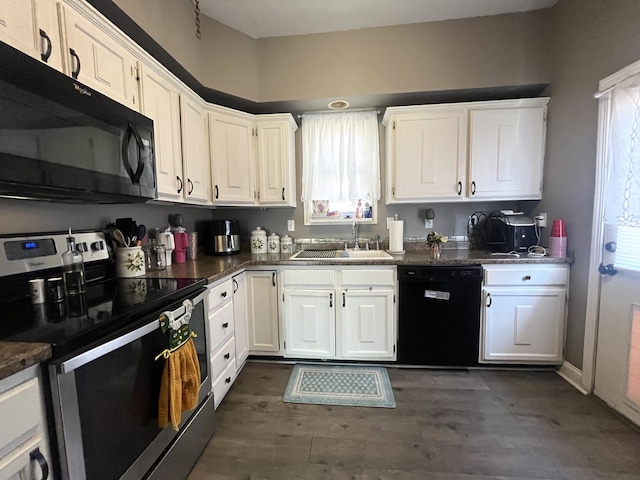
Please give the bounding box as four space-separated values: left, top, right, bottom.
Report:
289 249 394 261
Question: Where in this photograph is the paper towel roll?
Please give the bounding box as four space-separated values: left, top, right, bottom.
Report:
389 220 404 253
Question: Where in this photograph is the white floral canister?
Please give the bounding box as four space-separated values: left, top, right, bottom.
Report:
115 246 146 277
280 235 293 253
251 227 267 254
267 233 280 253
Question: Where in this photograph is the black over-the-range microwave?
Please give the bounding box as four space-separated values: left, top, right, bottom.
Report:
0 41 156 203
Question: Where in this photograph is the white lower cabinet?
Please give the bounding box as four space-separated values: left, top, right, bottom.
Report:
0 366 51 480
246 270 281 355
283 289 335 358
481 264 569 364
281 267 397 361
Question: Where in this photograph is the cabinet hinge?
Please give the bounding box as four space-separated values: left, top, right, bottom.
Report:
131 66 140 81
393 293 396 303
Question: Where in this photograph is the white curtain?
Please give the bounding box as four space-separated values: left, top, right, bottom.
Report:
301 110 380 202
604 74 640 270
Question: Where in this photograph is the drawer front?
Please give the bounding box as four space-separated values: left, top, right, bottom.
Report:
208 278 233 312
213 358 237 409
283 269 335 287
341 269 395 287
209 300 235 352
483 265 568 286
211 336 236 380
0 378 40 455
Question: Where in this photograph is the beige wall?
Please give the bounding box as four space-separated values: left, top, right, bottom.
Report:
113 0 260 101
540 0 640 368
257 11 550 102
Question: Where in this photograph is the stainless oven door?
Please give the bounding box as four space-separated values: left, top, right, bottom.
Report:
49 289 211 480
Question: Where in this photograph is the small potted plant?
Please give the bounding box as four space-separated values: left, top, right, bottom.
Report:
426 231 448 259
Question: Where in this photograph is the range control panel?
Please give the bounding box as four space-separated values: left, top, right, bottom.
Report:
0 231 109 277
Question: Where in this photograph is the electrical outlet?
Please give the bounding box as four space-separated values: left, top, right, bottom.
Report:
424 219 434 229
535 213 547 228
287 220 295 231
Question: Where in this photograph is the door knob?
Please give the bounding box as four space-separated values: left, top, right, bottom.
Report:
598 263 618 276
605 241 617 252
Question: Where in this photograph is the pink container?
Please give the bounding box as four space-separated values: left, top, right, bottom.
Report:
172 231 189 264
549 219 567 257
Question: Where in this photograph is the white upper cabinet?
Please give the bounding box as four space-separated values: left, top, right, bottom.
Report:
387 109 467 202
180 91 211 204
209 110 298 207
468 105 546 200
209 108 256 205
139 65 184 201
383 98 549 203
58 3 139 110
0 0 62 70
255 115 298 207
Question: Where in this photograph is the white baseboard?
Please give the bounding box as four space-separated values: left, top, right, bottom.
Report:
556 361 589 394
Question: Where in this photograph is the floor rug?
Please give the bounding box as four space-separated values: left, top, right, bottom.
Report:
283 364 396 408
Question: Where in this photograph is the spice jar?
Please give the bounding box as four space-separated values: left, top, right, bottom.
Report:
268 233 280 253
251 227 267 254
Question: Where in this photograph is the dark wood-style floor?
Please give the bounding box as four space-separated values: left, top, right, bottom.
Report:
187 362 640 480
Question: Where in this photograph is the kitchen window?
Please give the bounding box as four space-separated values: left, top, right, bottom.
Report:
301 110 381 225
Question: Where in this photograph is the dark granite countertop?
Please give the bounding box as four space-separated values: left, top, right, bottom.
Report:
0 342 51 381
2 247 571 379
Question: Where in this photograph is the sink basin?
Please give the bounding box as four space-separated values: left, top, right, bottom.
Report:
288 249 393 261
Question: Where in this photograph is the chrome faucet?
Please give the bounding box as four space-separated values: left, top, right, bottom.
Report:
352 222 360 250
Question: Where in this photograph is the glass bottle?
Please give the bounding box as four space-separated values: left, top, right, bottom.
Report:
355 199 364 218
62 228 86 296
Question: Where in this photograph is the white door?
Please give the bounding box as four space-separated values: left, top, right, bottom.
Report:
180 94 211 204
283 289 335 358
468 107 545 200
209 112 255 205
246 270 280 353
140 66 183 201
390 110 466 202
340 289 395 359
590 64 640 426
60 5 139 110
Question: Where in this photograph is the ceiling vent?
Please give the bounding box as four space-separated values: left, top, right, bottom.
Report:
328 99 350 110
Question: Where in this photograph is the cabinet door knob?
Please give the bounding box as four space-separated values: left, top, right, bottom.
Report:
176 176 183 193
224 353 230 360
522 275 531 281
225 377 231 384
222 322 229 328
486 293 492 307
221 291 227 297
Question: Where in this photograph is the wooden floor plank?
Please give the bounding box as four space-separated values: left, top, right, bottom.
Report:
187 362 640 480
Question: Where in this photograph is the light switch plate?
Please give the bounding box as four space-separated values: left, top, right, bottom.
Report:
424 219 434 229
287 220 295 231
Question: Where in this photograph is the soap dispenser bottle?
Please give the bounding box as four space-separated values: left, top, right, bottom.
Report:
62 227 86 296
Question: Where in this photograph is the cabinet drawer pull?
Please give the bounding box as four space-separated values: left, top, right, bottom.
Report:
282 187 285 201
329 293 333 308
224 352 230 360
272 272 276 286
222 322 229 328
342 291 346 307
522 275 531 281
233 278 238 293
214 184 219 199
486 293 492 307
30 447 49 480
225 377 231 384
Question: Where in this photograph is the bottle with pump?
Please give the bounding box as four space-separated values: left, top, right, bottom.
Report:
355 199 364 219
62 227 86 296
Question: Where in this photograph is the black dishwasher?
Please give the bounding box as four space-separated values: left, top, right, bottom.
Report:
398 265 483 366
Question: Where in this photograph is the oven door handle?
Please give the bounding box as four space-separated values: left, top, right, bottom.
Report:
58 289 206 374
59 319 160 374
